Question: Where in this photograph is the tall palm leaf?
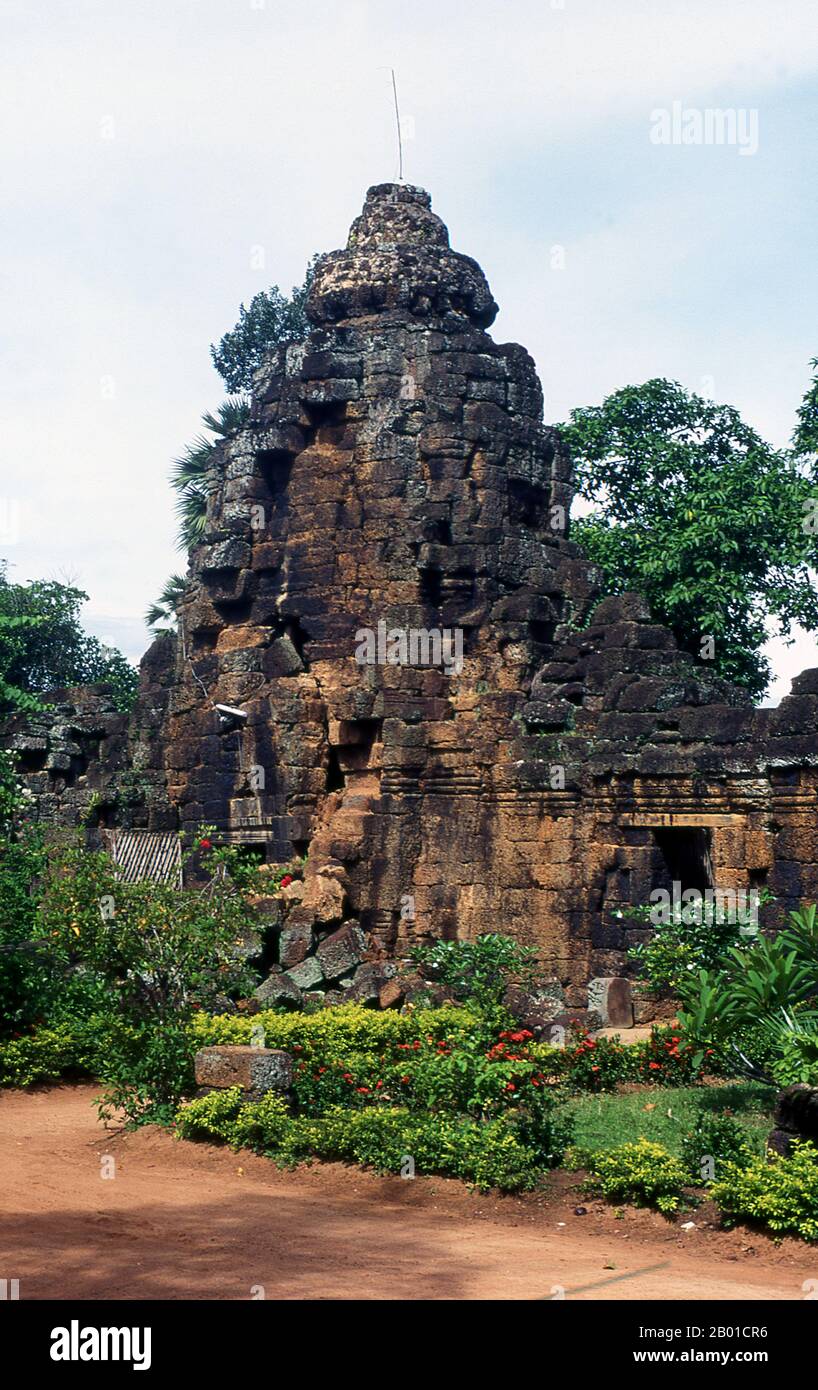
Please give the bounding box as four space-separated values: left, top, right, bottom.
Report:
170 398 250 551
145 574 188 633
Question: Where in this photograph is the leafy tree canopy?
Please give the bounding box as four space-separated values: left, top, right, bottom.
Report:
794 357 818 459
209 257 318 394
559 378 818 700
150 258 319 616
0 566 137 713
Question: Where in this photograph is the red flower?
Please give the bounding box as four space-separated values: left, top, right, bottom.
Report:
504 1082 516 1092
356 1086 370 1094
279 874 293 888
400 1076 410 1084
198 838 212 850
648 1061 661 1071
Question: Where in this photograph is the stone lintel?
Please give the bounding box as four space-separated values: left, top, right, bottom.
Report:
620 812 745 828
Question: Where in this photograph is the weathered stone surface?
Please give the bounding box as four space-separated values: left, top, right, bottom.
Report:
316 922 367 980
279 923 314 969
299 872 346 926
504 981 565 1031
378 978 405 1010
194 1045 293 1093
587 977 634 1028
3 182 818 1022
285 956 325 991
768 1085 818 1156
254 973 302 1009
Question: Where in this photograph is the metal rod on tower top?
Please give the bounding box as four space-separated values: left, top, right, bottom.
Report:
390 68 404 182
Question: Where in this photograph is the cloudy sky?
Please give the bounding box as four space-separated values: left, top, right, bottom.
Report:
1 0 816 702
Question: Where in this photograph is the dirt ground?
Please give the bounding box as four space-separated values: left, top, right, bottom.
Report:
1 1084 816 1301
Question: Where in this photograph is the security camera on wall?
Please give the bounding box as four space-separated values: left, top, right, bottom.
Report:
214 703 248 731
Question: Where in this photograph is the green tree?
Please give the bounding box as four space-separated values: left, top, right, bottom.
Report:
560 379 818 699
38 831 260 1123
160 259 317 568
0 566 137 712
793 357 818 458
0 750 49 1035
210 258 317 393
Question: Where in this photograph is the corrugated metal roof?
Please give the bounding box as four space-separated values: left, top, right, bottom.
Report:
105 830 182 887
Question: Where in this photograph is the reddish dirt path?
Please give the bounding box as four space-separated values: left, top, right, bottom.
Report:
1 1085 815 1301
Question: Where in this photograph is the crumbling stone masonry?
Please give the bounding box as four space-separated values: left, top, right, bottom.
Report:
4 184 817 1020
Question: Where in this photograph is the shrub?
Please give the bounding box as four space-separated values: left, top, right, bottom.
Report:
562 1030 636 1092
712 1143 818 1242
192 1005 566 1128
635 1026 698 1085
34 829 261 1123
677 907 818 1081
0 753 50 1035
410 933 538 1012
625 896 766 998
0 1010 141 1088
680 1111 755 1184
571 1138 691 1214
770 1029 818 1087
0 1023 81 1087
174 1088 569 1193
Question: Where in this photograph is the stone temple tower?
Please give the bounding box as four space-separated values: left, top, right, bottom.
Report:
10 182 817 1020
138 182 610 993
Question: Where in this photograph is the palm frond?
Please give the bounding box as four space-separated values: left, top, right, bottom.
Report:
169 437 217 489
145 573 188 632
201 396 250 437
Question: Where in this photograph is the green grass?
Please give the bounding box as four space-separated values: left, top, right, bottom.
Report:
567 1082 776 1159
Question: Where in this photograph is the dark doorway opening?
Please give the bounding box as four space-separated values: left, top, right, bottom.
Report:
651 827 713 894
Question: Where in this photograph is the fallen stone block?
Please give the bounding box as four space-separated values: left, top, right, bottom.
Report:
768 1084 818 1155
254 971 303 1009
194 1045 293 1094
285 956 325 991
316 921 367 980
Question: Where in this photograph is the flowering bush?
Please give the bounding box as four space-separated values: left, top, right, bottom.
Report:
561 1030 635 1092
410 933 538 1011
189 1005 573 1171
625 896 768 998
634 1025 698 1085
